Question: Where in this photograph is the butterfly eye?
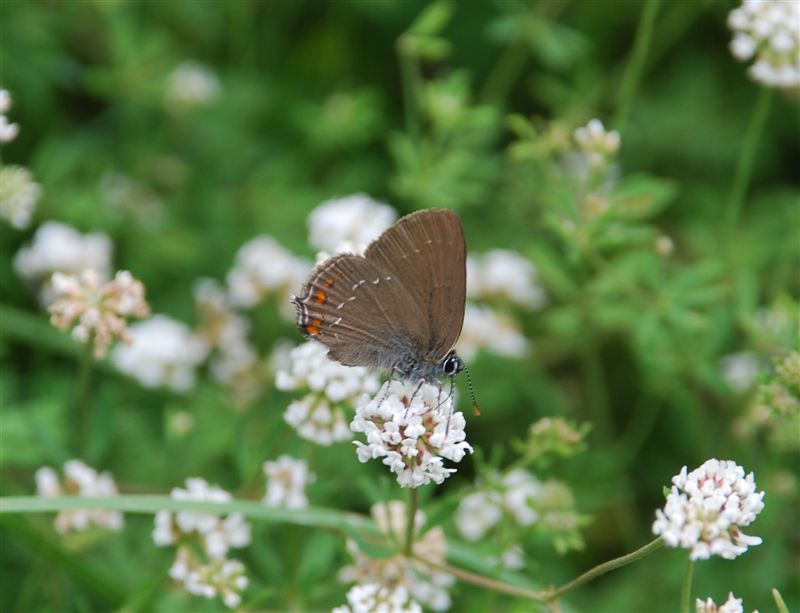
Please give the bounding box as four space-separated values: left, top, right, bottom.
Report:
442 352 463 377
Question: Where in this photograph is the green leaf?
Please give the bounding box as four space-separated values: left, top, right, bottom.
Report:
612 173 679 220
407 1 455 36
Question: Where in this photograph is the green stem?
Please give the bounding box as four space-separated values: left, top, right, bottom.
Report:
397 36 422 142
404 487 419 556
546 537 664 601
724 86 773 240
614 0 661 133
413 554 545 602
680 558 694 613
76 338 95 457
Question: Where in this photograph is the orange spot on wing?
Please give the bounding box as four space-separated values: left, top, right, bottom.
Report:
315 290 328 304
305 324 321 336
323 278 335 287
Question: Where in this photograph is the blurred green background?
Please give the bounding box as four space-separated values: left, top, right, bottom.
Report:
1 1 798 611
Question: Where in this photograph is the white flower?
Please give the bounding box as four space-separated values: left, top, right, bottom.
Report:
456 303 530 361
0 88 19 142
169 547 248 609
720 351 760 393
35 460 124 534
0 166 41 230
501 468 543 526
226 235 310 315
153 478 251 561
339 501 454 611
194 278 266 409
351 381 473 488
334 583 422 613
696 591 755 613
454 489 503 541
573 118 621 169
13 222 112 299
112 315 209 391
277 341 379 402
467 249 547 309
263 455 314 510
653 459 765 560
277 341 379 445
49 269 150 358
164 61 220 112
307 193 397 254
727 0 800 89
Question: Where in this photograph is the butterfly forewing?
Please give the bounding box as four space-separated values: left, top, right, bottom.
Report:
363 209 466 360
292 253 427 369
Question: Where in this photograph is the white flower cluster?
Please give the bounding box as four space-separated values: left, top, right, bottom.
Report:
460 249 544 360
308 194 397 254
164 61 220 112
456 468 583 555
226 235 310 317
1 165 41 230
728 0 800 89
573 118 621 168
339 501 454 611
457 303 530 361
49 269 150 358
467 249 547 310
112 315 209 391
35 460 124 534
0 88 19 142
194 278 265 409
652 459 765 560
14 221 113 298
277 341 379 445
333 583 422 613
455 468 541 541
696 592 754 613
351 381 473 488
263 455 314 510
153 478 251 609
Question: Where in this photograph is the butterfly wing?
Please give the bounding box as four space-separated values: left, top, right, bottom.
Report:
363 209 466 361
292 253 428 369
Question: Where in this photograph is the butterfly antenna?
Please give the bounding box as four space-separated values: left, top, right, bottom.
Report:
464 365 481 417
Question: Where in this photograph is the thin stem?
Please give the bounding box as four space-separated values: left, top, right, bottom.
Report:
404 487 419 556
76 338 95 457
724 86 773 240
397 36 422 142
772 587 790 613
614 0 661 133
413 555 545 602
680 558 694 613
546 537 664 601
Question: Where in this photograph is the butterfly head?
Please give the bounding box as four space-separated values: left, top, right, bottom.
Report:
440 350 463 378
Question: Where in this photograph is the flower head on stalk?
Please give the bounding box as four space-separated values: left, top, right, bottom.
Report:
307 194 397 254
652 459 765 560
153 478 250 609
48 269 150 358
338 500 454 611
696 591 755 613
35 460 123 534
0 165 41 230
351 381 473 488
728 0 800 89
277 340 379 445
0 87 19 142
112 315 209 392
263 455 314 510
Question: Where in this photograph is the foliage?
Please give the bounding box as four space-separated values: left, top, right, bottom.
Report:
1 1 798 612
